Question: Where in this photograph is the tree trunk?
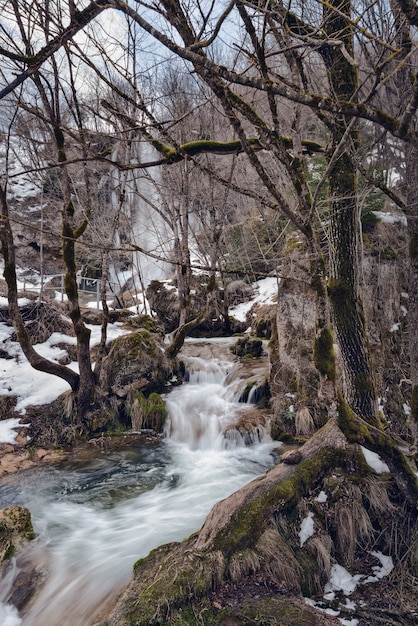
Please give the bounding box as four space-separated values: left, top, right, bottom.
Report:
405 141 418 452
55 127 95 414
0 188 80 391
323 0 378 426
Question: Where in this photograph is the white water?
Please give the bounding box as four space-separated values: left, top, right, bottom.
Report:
0 352 276 625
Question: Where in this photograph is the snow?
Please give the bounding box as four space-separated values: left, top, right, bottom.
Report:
0 418 27 444
360 446 390 473
315 490 328 503
363 551 394 583
325 564 363 596
322 552 394 606
229 276 278 322
373 210 407 226
0 320 129 415
390 323 400 332
299 512 314 546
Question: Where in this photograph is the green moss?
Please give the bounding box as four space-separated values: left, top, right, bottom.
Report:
327 277 348 305
151 139 176 159
74 218 88 239
314 328 336 382
310 272 325 298
4 544 15 559
213 448 352 557
126 391 166 432
206 274 216 292
337 393 371 444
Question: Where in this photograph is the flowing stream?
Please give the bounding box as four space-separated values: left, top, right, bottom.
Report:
0 339 277 625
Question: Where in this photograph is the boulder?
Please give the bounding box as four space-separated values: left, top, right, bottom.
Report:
99 328 174 399
0 506 34 563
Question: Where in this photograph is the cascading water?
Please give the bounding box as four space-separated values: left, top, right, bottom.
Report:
0 342 277 626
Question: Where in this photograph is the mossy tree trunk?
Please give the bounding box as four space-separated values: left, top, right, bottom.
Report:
323 0 378 427
55 127 95 414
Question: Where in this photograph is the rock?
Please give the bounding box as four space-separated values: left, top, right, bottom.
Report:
225 280 254 306
281 449 303 464
9 566 47 611
0 506 34 563
230 336 263 358
99 328 175 399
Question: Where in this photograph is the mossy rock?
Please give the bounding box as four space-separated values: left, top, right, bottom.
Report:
0 506 35 563
125 391 166 432
230 337 263 359
99 329 174 398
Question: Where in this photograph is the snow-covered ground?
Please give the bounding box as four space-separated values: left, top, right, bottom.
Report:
229 276 278 323
0 315 130 418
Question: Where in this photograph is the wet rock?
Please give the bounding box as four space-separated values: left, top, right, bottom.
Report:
9 566 47 611
0 506 34 563
230 336 263 359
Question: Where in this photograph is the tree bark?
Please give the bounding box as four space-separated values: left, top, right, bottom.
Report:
405 141 418 452
56 125 95 414
323 0 378 426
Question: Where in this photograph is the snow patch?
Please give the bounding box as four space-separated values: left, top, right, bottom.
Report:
363 551 394 583
0 419 27 444
315 490 328 503
229 276 278 323
373 211 407 226
325 564 363 596
299 511 314 546
360 446 390 473
0 320 129 414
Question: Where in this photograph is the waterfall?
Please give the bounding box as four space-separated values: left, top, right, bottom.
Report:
0 344 276 626
165 353 271 450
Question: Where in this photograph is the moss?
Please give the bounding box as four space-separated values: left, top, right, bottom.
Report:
327 277 348 305
126 391 166 432
230 337 263 358
206 274 217 292
310 272 325 298
4 544 15 560
151 139 176 159
313 328 336 382
337 393 371 444
74 218 88 239
213 448 352 557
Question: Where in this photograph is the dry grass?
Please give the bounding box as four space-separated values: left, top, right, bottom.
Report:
333 484 373 565
295 406 315 435
228 528 303 592
306 534 333 580
362 475 396 516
